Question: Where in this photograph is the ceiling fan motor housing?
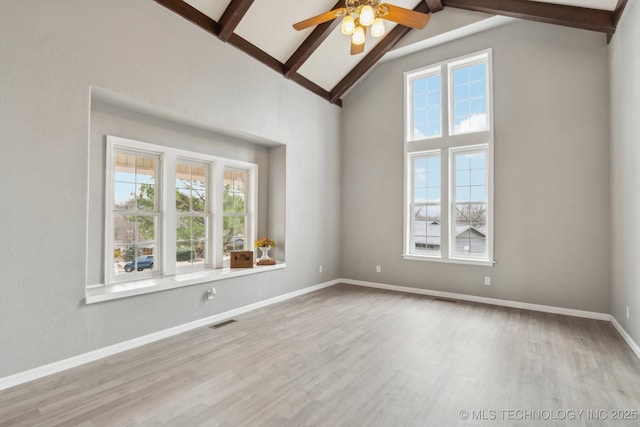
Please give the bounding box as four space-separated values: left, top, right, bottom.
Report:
346 0 382 15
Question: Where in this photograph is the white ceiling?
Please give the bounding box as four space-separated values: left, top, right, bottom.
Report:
180 0 620 94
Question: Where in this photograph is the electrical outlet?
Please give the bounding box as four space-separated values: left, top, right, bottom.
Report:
484 277 491 286
319 265 323 273
376 265 381 273
207 288 216 300
627 306 630 320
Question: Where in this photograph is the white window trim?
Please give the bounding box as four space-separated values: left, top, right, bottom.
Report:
403 49 495 266
91 135 268 303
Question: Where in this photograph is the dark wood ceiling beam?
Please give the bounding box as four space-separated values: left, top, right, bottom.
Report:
442 0 615 34
329 2 429 104
153 0 220 36
284 0 346 78
218 0 255 43
424 0 444 13
227 33 284 74
607 0 628 42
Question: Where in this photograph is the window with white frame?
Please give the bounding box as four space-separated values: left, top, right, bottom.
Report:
105 135 257 285
222 168 250 267
404 50 493 265
175 161 210 270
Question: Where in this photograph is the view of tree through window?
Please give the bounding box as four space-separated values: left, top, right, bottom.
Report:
113 152 158 275
176 163 208 268
223 168 248 266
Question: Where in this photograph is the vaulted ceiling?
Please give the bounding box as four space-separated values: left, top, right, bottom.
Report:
153 0 627 106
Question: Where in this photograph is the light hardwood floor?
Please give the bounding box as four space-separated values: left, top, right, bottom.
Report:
2 284 640 426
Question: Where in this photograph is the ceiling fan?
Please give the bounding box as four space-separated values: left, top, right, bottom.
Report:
293 0 431 55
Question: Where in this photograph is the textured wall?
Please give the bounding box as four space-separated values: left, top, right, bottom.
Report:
0 0 341 377
610 0 640 345
342 20 610 313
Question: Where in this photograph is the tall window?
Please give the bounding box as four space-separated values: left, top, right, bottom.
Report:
451 147 488 258
176 162 210 269
404 50 493 265
410 151 441 255
112 151 159 277
223 168 250 267
105 136 257 285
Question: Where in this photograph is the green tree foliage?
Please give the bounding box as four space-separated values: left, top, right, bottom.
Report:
124 244 138 262
223 184 245 252
176 179 206 244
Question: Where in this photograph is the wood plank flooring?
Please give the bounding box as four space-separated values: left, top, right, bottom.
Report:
2 284 640 426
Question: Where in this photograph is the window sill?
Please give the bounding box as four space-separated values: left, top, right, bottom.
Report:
85 262 286 304
402 254 494 267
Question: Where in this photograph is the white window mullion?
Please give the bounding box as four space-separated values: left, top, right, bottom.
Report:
213 163 224 269
164 153 176 276
248 164 257 254
440 148 450 258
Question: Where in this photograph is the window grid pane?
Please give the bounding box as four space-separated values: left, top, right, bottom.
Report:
452 149 488 258
411 74 441 140
452 62 488 134
176 216 208 267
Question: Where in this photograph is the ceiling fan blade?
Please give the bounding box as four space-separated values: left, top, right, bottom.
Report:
380 4 430 29
351 41 365 55
293 8 347 31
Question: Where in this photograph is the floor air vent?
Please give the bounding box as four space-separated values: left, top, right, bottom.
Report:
209 319 237 329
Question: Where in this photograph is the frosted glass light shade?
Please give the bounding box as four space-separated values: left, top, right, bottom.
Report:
352 26 365 45
359 5 374 26
341 15 355 35
371 18 385 37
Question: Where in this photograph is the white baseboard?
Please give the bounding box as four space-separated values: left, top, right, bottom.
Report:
341 278 611 321
611 316 640 360
0 279 340 391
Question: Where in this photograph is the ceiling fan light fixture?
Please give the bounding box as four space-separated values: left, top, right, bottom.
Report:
371 18 385 37
352 26 366 45
341 15 356 35
359 5 375 26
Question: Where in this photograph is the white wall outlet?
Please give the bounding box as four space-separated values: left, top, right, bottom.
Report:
319 265 323 273
206 288 216 300
484 277 491 286
627 306 630 319
376 265 381 273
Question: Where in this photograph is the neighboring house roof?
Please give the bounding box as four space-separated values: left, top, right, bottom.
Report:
413 220 486 246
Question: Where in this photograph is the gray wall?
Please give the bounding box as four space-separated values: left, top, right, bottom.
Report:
610 0 640 345
342 20 611 313
0 0 341 377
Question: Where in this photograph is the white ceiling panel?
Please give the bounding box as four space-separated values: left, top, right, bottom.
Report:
528 0 617 10
235 0 338 63
182 0 231 21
